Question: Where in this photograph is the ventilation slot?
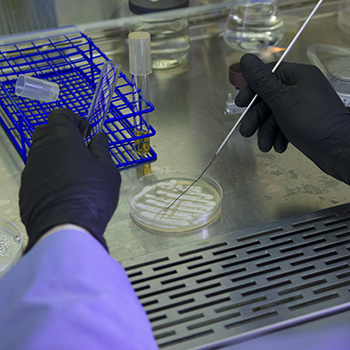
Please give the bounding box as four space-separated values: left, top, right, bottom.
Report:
146 299 195 315
314 238 350 252
237 227 283 241
187 254 237 270
205 281 257 298
289 293 339 310
139 284 186 299
161 269 212 285
252 294 303 312
150 315 167 323
158 330 214 349
153 256 203 271
131 270 177 285
247 239 293 254
152 314 204 332
270 226 315 240
223 253 270 268
278 279 327 295
280 238 327 253
225 311 278 329
266 265 315 281
187 312 241 330
292 214 337 227
257 252 304 267
302 225 348 239
155 331 176 340
196 267 246 284
169 283 221 299
325 217 350 226
230 266 280 283
325 255 350 265
212 240 260 255
178 297 231 314
128 271 142 278
290 251 337 266
215 296 267 313
302 264 350 280
179 242 228 257
125 257 169 271
242 280 292 296
313 280 350 294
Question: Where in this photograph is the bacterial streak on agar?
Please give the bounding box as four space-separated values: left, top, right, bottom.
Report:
0 231 12 257
164 0 324 211
132 179 218 229
164 154 218 211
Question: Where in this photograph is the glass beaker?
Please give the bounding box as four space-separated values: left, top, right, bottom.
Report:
338 0 350 34
129 0 190 70
224 0 285 52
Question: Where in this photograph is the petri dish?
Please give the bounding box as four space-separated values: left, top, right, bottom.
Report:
128 170 223 232
0 218 23 278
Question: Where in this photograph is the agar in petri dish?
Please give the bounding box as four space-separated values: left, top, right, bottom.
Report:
128 170 223 232
0 218 22 277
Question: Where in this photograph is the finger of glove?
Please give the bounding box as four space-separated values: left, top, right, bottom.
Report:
240 54 286 104
239 100 271 137
257 115 281 152
88 132 113 162
235 84 255 107
274 132 289 153
256 116 289 153
48 108 90 138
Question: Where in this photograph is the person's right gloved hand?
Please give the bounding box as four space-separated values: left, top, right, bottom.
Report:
235 53 350 185
19 108 121 253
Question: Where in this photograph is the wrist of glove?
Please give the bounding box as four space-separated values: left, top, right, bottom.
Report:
19 108 121 253
235 53 350 185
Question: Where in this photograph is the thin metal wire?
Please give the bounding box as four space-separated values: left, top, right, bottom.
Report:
164 154 218 211
164 0 324 211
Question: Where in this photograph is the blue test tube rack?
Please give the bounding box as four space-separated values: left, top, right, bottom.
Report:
0 26 157 169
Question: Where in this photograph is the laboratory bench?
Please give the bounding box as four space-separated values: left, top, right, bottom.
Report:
0 1 350 349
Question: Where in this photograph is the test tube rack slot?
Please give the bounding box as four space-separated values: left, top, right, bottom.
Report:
0 26 156 169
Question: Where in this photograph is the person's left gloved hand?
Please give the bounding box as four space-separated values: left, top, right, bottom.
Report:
19 108 121 253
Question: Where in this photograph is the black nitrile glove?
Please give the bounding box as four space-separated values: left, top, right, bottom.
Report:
235 53 350 185
19 108 121 253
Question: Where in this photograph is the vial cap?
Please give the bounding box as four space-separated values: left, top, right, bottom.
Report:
128 31 152 76
129 0 189 15
229 62 246 90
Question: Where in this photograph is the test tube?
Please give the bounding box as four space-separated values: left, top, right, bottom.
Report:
86 61 121 138
129 31 152 155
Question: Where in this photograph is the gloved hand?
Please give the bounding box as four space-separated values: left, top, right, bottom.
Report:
235 53 350 185
19 108 121 253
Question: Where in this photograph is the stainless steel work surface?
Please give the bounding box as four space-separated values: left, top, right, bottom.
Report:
0 2 350 259
102 4 350 261
122 202 350 349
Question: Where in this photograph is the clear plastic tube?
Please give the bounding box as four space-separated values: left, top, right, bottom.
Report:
85 61 121 138
15 75 59 103
133 74 150 155
128 31 152 155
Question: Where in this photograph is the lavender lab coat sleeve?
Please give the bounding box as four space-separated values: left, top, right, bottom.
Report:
0 229 158 350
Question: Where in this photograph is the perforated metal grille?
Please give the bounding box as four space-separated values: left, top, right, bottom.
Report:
122 203 350 350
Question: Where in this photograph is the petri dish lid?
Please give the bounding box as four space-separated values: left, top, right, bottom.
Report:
327 57 350 82
0 218 23 277
128 170 223 233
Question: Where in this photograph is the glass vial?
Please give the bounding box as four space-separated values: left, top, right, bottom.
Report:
129 0 190 70
224 0 285 52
